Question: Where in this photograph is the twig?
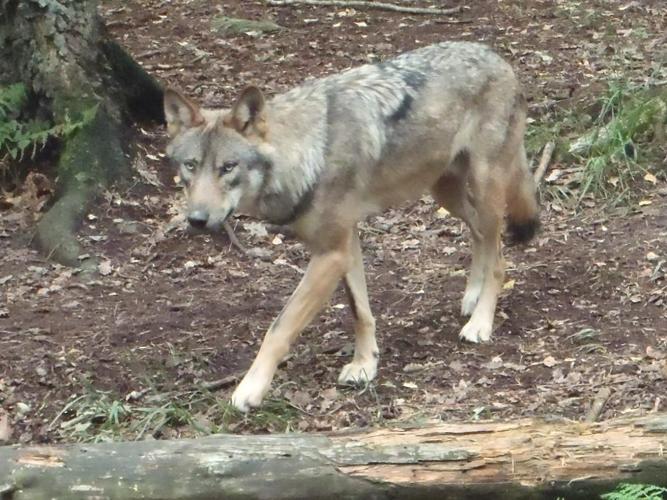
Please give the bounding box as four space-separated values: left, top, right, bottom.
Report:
585 387 612 423
222 220 248 255
201 374 241 391
266 0 462 16
533 141 555 184
434 18 473 24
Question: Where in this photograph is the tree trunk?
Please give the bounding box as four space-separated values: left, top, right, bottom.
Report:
1 415 666 499
0 0 163 266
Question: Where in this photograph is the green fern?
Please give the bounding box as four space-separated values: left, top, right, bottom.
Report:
601 483 667 500
0 83 97 168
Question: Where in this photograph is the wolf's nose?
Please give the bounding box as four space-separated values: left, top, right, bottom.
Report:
188 211 209 229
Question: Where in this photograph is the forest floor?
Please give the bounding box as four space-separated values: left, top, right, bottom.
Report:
1 0 666 443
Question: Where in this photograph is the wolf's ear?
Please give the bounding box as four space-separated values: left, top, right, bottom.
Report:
228 86 266 135
163 88 204 136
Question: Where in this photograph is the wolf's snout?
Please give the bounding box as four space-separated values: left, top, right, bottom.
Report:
187 210 209 229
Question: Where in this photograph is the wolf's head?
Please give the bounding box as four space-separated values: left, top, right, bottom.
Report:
163 87 270 230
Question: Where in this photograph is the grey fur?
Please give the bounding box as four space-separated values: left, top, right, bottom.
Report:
163 41 540 411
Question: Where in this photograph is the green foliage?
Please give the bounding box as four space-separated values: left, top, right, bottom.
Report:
601 483 667 500
49 384 299 443
573 81 666 203
0 82 98 168
528 79 666 207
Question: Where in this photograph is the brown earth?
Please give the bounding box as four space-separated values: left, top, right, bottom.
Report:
1 0 666 443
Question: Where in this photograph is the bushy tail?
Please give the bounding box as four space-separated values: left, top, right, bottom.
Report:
506 146 540 245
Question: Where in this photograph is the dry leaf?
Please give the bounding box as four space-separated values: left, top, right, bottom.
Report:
403 362 426 373
543 355 557 367
486 356 503 370
435 207 449 219
646 346 665 360
644 172 658 184
98 261 113 276
503 279 516 290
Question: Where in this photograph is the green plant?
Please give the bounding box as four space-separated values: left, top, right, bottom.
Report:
48 389 130 442
601 483 667 500
0 83 97 170
48 382 302 442
571 80 666 204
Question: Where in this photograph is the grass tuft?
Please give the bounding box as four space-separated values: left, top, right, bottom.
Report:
527 79 666 207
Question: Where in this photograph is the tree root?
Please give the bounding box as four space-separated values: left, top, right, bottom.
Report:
35 106 127 267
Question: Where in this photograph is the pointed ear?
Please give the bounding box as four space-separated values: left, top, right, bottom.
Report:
163 88 204 136
228 86 266 135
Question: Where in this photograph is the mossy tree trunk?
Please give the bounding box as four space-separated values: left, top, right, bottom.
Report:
0 0 163 266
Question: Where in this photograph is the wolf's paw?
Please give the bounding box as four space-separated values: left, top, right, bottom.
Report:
338 359 377 386
231 374 271 412
460 289 481 317
459 317 493 343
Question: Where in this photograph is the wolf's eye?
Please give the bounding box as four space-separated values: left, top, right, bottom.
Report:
220 161 238 174
184 160 197 172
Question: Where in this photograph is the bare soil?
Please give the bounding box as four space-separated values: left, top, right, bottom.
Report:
1 0 666 443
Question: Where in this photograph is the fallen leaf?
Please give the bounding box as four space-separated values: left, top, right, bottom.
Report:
543 355 557 367
98 261 113 276
244 221 268 238
403 362 426 373
503 279 516 290
646 252 659 262
646 346 665 360
287 390 310 408
485 356 503 370
644 172 658 184
435 207 449 218
639 199 653 206
402 381 418 390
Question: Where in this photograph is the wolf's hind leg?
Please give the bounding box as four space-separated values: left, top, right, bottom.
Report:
458 162 505 343
338 230 378 385
231 231 353 412
431 173 484 317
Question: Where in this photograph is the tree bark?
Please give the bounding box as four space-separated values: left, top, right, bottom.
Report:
0 0 163 266
1 415 666 499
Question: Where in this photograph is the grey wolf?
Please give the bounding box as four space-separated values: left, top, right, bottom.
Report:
163 41 540 412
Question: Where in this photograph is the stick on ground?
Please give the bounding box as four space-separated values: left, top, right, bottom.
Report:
222 221 248 254
533 141 556 184
266 0 462 16
586 387 612 423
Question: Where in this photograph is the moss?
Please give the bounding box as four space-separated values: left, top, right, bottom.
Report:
55 104 126 188
35 104 127 266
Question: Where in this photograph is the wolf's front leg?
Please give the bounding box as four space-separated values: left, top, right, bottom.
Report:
338 231 378 385
231 238 352 412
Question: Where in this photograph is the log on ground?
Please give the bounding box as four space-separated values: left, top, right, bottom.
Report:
0 415 666 499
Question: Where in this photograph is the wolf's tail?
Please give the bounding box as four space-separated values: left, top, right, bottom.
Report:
506 144 540 245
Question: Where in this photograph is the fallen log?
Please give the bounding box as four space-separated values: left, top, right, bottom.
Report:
1 415 666 499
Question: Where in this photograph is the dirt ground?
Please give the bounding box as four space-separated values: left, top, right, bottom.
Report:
1 0 666 443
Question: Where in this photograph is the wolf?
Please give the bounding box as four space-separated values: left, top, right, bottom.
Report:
163 41 540 412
